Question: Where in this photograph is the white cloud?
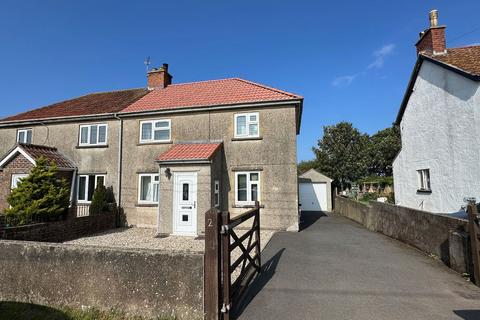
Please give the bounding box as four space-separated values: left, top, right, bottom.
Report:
368 44 395 69
332 74 358 87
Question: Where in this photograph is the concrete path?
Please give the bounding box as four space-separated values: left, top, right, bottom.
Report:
237 212 480 320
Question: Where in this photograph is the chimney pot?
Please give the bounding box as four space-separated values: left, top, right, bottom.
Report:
429 10 439 27
415 9 446 55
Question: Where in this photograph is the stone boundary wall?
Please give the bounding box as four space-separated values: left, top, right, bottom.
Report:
0 240 204 319
335 196 471 274
0 210 116 242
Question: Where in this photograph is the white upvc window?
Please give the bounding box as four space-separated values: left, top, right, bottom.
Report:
214 180 220 207
79 124 108 146
235 171 260 205
11 174 29 189
138 173 159 204
417 169 431 191
140 119 171 143
234 112 259 138
77 174 106 203
17 129 32 144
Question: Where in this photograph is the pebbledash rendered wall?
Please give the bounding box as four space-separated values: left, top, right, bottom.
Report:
335 196 471 275
393 59 480 213
0 240 204 319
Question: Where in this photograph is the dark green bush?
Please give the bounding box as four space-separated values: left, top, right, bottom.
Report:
359 192 380 202
89 183 109 215
5 157 70 226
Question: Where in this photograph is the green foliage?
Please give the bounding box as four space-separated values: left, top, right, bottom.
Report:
297 159 319 175
5 157 70 225
359 192 380 203
313 122 370 190
89 183 109 215
367 126 401 176
357 175 394 187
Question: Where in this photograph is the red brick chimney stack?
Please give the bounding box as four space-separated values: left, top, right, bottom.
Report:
415 10 446 55
147 63 172 90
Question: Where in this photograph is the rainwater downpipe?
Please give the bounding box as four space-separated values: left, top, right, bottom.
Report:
114 114 123 212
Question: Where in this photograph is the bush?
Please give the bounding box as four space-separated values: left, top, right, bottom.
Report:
5 157 70 226
359 192 380 202
89 183 109 215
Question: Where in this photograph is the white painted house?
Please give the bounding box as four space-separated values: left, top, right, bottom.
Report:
393 10 480 213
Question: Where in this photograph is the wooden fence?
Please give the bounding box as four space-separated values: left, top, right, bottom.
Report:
468 203 480 285
205 202 262 320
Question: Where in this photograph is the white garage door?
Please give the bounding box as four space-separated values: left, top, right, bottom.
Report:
299 182 328 211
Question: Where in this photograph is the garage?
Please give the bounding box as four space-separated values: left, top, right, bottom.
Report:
298 169 333 212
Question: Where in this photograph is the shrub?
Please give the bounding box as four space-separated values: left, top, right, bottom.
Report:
5 157 70 225
359 192 380 203
89 183 109 215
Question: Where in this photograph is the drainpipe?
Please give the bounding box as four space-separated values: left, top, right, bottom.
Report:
69 168 77 207
114 114 123 210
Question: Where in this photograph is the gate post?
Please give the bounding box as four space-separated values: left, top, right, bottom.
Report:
468 204 480 284
221 210 231 320
204 208 221 320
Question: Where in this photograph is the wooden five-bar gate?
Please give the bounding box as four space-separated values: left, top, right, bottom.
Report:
205 202 262 320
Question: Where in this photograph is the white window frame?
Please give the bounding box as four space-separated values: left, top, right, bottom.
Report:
11 174 29 189
138 173 160 204
234 112 260 138
17 129 32 144
235 171 260 205
78 124 108 147
214 180 220 207
417 169 431 191
77 174 106 203
139 119 171 143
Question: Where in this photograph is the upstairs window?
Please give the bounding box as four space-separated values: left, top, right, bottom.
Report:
234 113 259 138
235 172 260 205
77 174 106 203
79 124 107 146
140 120 171 143
138 174 159 204
417 169 431 191
214 180 220 207
17 129 32 144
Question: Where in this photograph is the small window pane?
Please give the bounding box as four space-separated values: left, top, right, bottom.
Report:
251 184 258 202
250 114 257 122
18 131 25 143
237 174 247 201
80 127 88 144
98 126 107 143
140 176 152 201
141 123 152 141
249 124 258 136
154 129 170 141
26 130 32 144
155 121 169 128
236 116 247 135
153 182 159 203
182 214 189 222
88 175 96 201
90 125 98 145
96 176 105 187
78 176 87 201
183 183 189 201
250 173 259 181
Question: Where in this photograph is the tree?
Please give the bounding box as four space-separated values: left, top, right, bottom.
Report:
89 183 109 215
367 126 401 176
313 122 369 190
297 159 319 175
5 157 70 225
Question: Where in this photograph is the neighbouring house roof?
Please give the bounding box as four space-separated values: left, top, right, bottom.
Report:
0 143 76 170
395 45 480 124
156 143 222 163
121 78 303 114
298 168 333 183
0 88 149 123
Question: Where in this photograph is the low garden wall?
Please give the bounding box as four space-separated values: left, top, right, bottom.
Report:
335 196 470 274
0 240 204 319
0 210 117 242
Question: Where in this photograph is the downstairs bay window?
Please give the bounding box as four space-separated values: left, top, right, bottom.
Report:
235 172 260 205
77 174 106 203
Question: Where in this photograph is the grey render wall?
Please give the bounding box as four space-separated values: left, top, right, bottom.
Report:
121 105 299 231
0 240 204 319
335 196 470 274
393 60 480 213
0 119 121 202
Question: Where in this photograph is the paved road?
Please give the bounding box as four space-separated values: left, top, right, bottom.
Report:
237 212 480 320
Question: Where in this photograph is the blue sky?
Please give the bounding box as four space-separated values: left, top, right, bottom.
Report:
1 1 480 161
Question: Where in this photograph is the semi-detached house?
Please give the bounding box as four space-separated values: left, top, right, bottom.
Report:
0 65 303 236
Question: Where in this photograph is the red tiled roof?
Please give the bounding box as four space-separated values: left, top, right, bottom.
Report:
122 78 302 113
422 45 480 77
19 143 76 168
1 88 149 122
157 143 222 162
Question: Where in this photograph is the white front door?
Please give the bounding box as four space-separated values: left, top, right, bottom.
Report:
173 172 198 235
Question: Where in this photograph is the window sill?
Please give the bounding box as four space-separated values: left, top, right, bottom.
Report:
137 140 173 146
417 189 432 194
233 204 265 209
136 203 159 207
231 136 263 141
76 145 108 149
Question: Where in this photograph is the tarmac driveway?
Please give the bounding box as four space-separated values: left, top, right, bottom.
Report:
237 212 480 320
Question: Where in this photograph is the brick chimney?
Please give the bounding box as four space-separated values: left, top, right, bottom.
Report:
415 10 446 55
147 63 172 90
